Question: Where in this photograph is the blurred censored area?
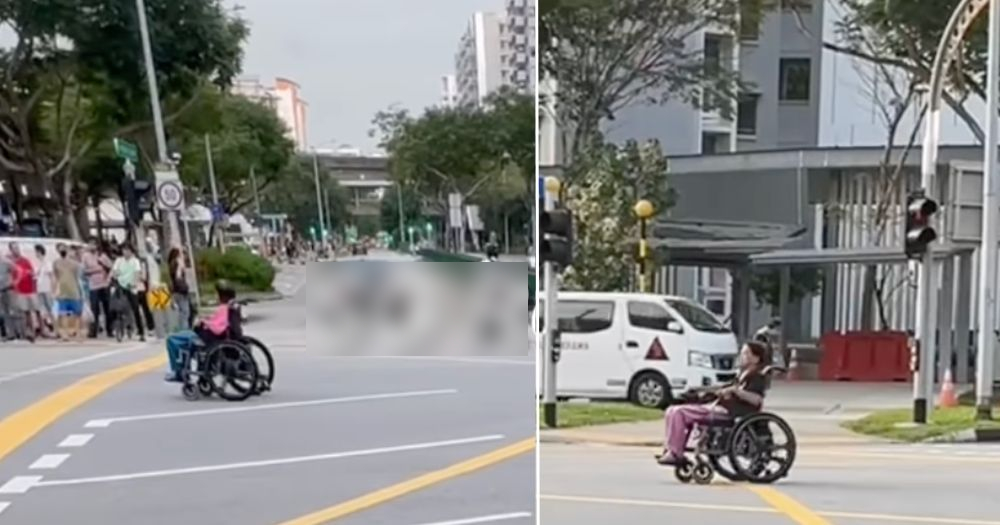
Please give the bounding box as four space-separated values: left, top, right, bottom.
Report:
307 262 530 357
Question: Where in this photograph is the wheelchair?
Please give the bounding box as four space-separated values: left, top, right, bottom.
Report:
670 367 797 485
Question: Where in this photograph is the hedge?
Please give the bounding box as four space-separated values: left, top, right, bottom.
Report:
195 247 275 292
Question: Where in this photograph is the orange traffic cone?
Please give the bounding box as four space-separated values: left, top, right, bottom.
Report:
938 369 958 408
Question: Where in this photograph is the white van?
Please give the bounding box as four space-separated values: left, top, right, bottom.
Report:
538 292 740 408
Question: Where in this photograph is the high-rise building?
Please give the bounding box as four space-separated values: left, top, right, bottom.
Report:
441 74 459 107
232 76 309 151
502 0 535 94
455 12 504 107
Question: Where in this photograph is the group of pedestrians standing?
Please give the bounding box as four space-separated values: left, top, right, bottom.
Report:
0 238 195 343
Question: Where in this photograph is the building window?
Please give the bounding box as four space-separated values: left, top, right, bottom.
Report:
779 58 811 102
703 34 722 74
737 93 760 136
739 0 760 41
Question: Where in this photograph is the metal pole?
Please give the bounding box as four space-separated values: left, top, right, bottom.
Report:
977 0 1000 419
312 150 326 246
542 184 559 428
181 215 200 308
250 165 262 216
135 0 181 250
123 159 146 258
204 134 224 253
638 218 648 292
914 103 939 424
396 183 405 249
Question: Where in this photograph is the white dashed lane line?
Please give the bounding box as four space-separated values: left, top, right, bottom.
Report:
58 434 93 448
28 454 70 470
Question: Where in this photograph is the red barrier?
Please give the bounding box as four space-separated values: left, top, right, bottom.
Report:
818 331 910 382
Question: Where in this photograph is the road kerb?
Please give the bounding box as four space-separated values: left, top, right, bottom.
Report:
0 354 165 463
274 437 536 525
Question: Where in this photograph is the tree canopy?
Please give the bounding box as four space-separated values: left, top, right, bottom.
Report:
0 0 248 235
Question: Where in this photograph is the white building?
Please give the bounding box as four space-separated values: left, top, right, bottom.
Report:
232 76 309 151
455 12 504 107
440 74 459 107
502 0 535 94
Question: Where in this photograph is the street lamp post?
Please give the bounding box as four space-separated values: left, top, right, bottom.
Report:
634 199 655 293
920 0 998 422
134 0 182 252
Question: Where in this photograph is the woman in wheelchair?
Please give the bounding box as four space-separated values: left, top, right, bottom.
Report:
655 341 769 466
164 280 240 382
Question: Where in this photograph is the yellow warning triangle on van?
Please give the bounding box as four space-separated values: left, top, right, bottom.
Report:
646 337 668 360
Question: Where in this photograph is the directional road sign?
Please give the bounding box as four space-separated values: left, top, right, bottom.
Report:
113 138 139 163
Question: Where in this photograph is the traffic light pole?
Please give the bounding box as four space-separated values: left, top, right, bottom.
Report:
542 182 559 428
976 0 1000 419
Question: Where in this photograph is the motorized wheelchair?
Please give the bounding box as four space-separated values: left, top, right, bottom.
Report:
177 302 275 402
670 366 797 485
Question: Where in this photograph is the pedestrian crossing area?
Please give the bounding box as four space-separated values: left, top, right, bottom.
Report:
272 266 306 297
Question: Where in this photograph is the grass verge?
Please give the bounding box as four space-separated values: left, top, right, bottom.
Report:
539 402 661 429
843 406 1000 442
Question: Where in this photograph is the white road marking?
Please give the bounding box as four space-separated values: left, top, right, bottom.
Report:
29 454 70 470
409 512 534 525
0 346 144 385
33 435 504 489
84 389 458 428
0 502 9 514
0 476 42 494
58 434 93 448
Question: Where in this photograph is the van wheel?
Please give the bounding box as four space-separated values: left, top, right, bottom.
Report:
630 372 671 409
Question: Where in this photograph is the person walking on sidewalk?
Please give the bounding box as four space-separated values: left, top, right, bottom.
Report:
110 245 146 342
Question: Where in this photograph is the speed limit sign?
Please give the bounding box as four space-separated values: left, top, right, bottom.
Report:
156 180 184 210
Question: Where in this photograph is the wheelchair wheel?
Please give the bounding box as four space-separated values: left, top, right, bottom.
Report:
181 383 200 401
240 336 274 393
692 462 714 485
205 343 259 402
673 462 694 484
197 378 213 397
727 412 796 484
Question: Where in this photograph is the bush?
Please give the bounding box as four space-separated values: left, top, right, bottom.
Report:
195 247 275 292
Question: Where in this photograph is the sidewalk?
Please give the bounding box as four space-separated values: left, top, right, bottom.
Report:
541 381 919 448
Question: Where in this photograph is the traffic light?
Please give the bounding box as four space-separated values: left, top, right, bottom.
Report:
121 178 153 225
539 208 574 267
904 190 938 259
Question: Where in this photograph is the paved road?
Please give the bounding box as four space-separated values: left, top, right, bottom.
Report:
0 260 536 524
541 439 1000 525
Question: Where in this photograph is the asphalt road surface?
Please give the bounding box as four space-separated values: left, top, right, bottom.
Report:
0 261 536 525
541 440 1000 525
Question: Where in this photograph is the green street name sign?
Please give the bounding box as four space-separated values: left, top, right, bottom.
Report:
113 138 139 163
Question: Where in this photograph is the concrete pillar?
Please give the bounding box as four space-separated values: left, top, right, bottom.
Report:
955 251 973 383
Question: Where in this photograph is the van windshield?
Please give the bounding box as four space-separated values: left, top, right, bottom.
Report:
665 299 730 333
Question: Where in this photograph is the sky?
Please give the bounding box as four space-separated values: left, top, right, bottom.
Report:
226 0 503 154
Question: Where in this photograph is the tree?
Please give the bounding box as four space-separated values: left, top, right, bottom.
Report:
258 168 349 240
561 139 674 291
371 92 534 249
380 184 424 244
174 91 298 215
0 0 248 237
541 0 753 168
799 0 986 142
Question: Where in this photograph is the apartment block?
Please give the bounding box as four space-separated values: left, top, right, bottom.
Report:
455 12 504 107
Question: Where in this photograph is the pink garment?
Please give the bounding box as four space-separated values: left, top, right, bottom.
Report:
663 404 727 456
203 303 230 336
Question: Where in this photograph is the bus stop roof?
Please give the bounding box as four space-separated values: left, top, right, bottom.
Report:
646 219 807 268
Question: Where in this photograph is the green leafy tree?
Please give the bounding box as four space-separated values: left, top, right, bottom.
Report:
750 268 824 316
0 0 247 237
259 168 349 240
541 0 754 168
174 91 298 215
371 92 534 249
561 140 674 291
380 184 424 245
